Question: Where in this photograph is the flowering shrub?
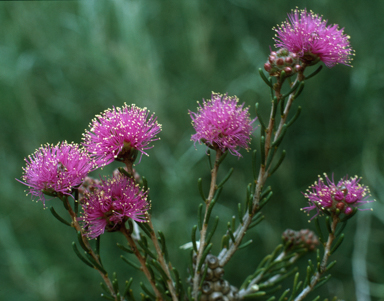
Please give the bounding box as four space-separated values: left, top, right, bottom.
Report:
17 8 374 301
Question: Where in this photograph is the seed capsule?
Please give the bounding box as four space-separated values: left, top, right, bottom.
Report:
206 254 220 269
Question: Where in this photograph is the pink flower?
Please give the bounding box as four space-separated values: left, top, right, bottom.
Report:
273 8 354 67
83 104 161 167
80 173 150 239
189 93 256 157
17 142 94 205
302 174 373 219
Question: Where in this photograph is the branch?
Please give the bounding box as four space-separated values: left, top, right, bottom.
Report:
218 69 306 267
147 218 178 301
294 216 338 301
120 225 163 300
192 149 222 299
63 197 120 301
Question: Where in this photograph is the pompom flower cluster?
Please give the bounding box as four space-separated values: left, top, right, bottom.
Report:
80 173 150 239
302 174 372 219
273 8 354 67
83 104 161 167
189 93 256 157
18 142 94 204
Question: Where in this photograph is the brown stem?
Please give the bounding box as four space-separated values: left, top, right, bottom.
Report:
122 161 177 300
147 218 178 301
192 149 222 299
218 72 304 266
123 159 134 176
63 197 119 300
264 80 282 158
120 225 163 300
294 216 338 301
274 68 305 140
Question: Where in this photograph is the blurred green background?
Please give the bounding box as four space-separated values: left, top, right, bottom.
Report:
1 0 383 300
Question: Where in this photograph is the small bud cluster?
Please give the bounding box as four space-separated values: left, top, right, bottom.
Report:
190 254 239 301
78 176 101 202
282 229 319 251
264 48 301 77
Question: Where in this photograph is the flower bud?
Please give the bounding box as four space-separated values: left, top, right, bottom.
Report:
264 48 301 77
282 229 319 251
264 63 272 72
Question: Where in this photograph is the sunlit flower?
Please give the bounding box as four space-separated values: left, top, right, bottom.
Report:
273 8 354 67
189 92 256 157
302 174 373 219
80 173 150 239
17 142 94 205
83 104 161 167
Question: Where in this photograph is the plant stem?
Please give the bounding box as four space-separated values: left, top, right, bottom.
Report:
147 218 178 301
192 149 222 299
63 197 120 300
218 71 305 267
294 216 338 301
123 157 177 300
120 225 163 300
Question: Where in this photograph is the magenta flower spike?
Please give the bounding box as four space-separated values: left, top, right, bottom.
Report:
189 92 256 157
302 174 373 220
18 142 95 205
80 173 150 239
83 104 162 167
273 8 354 67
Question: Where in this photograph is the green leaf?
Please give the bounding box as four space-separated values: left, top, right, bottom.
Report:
314 218 325 244
271 124 287 147
140 282 155 299
305 65 323 80
72 242 93 268
293 81 305 99
206 216 219 246
252 149 258 180
197 243 212 272
286 106 301 128
121 255 141 270
197 203 203 231
268 150 286 176
238 239 253 250
191 225 198 252
255 103 267 134
49 206 71 227
259 68 272 87
197 178 206 202
331 234 344 254
217 168 234 188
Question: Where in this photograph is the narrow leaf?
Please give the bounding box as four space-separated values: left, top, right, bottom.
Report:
259 68 272 87
49 206 71 227
72 242 93 268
